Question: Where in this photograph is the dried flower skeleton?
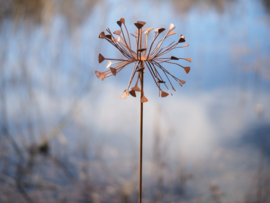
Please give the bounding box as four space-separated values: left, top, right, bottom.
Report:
95 18 191 102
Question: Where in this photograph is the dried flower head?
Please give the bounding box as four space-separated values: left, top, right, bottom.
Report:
95 18 191 102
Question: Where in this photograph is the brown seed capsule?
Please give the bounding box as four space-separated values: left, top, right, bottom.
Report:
98 54 105 63
184 67 190 74
141 95 148 103
110 67 117 76
161 91 169 97
99 32 106 38
129 89 136 97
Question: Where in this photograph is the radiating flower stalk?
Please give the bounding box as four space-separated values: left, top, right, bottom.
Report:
95 18 191 203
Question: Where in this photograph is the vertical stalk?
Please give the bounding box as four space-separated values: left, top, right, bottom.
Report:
139 66 144 203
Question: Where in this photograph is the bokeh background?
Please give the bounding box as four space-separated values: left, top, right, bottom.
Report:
0 0 270 202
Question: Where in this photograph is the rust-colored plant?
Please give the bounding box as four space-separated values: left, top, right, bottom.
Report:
96 18 191 203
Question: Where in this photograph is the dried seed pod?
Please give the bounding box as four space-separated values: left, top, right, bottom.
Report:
98 54 105 63
129 89 136 97
141 95 148 103
161 91 169 97
184 67 190 74
99 32 106 38
178 34 185 43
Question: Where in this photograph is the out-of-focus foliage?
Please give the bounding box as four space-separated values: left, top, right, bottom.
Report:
261 0 270 14
153 0 236 14
0 0 100 27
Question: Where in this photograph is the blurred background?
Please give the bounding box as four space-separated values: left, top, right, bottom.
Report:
0 0 270 202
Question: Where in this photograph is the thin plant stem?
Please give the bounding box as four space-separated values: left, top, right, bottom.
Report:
97 20 191 202
139 69 144 203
